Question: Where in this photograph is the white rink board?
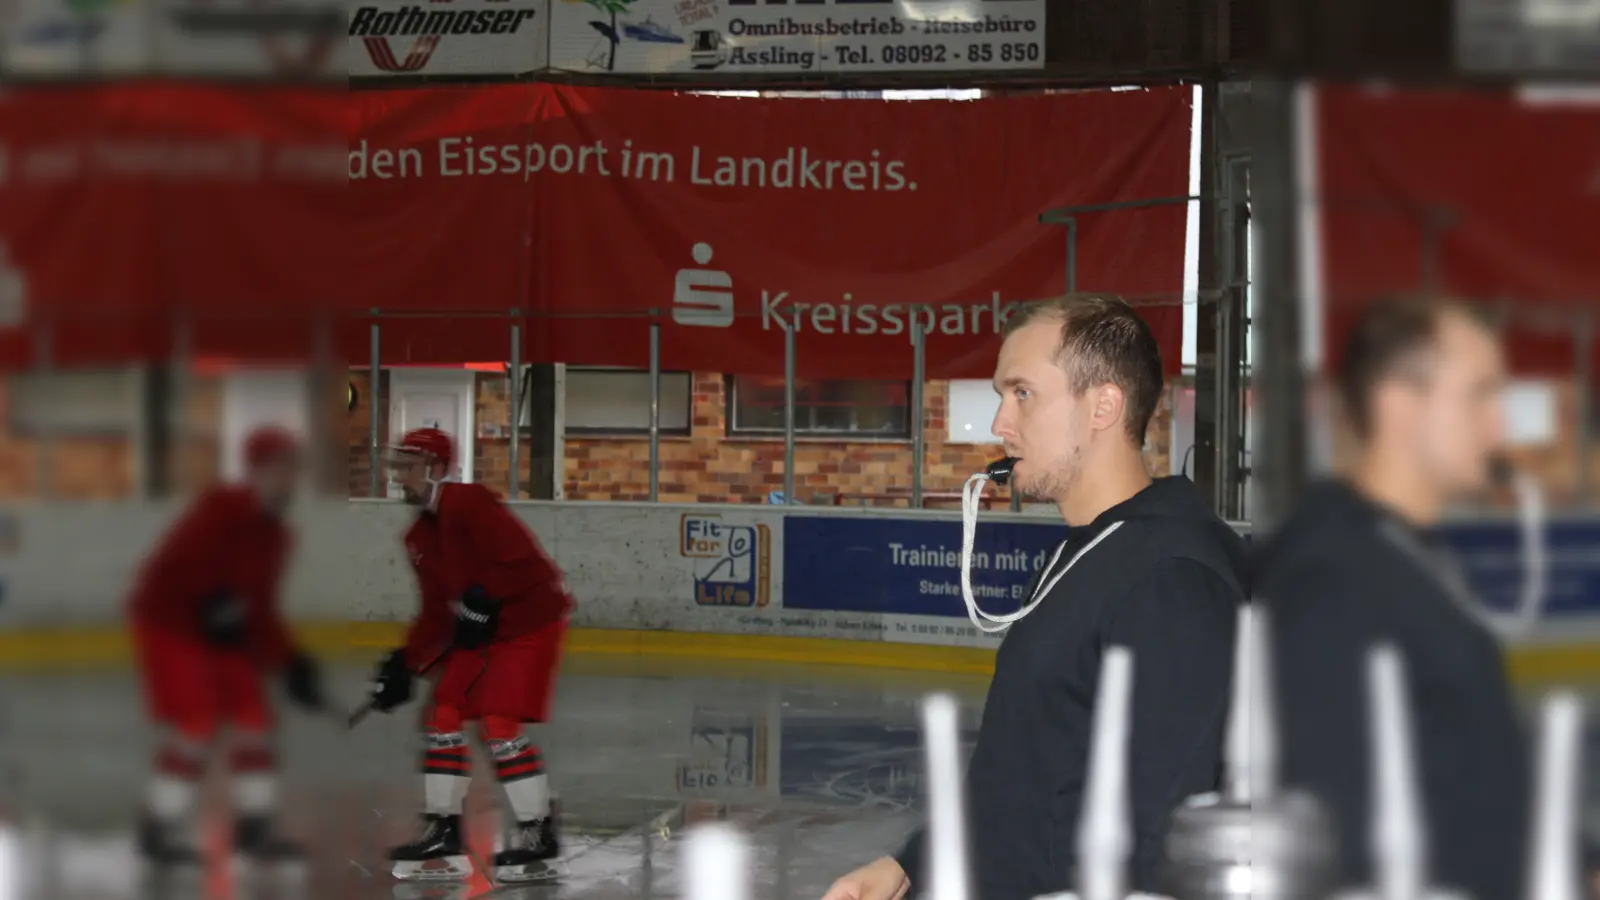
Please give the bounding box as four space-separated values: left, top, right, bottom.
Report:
0 499 1592 650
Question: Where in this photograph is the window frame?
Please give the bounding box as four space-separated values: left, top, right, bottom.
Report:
3 368 140 438
561 366 694 437
725 374 912 439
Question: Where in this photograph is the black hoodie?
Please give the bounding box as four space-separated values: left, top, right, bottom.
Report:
1252 479 1588 900
895 476 1246 900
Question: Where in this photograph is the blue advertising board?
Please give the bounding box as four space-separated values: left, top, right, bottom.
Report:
783 512 1600 620
782 514 1064 618
1438 518 1600 616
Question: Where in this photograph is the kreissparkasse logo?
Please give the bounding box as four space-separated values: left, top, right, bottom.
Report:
347 0 540 73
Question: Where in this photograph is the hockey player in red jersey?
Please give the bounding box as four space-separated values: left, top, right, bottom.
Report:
127 426 324 873
365 427 573 884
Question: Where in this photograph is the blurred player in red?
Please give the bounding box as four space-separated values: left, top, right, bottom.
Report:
365 427 574 883
127 427 324 872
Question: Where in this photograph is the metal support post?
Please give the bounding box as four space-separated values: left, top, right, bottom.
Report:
1577 312 1595 504
1213 152 1252 520
1067 219 1079 293
911 314 926 509
1249 78 1309 531
166 310 193 498
509 317 522 500
649 320 661 502
784 316 797 505
1420 208 1456 292
308 315 333 494
1194 80 1224 514
368 312 382 499
33 323 52 500
1039 196 1202 298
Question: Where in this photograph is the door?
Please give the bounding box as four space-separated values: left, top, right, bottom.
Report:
387 369 475 499
221 369 309 482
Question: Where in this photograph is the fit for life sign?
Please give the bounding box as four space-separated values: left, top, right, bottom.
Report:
546 0 1045 75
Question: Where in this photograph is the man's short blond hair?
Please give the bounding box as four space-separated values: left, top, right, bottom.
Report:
1004 294 1164 443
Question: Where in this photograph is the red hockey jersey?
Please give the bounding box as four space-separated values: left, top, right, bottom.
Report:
126 484 296 669
401 482 573 668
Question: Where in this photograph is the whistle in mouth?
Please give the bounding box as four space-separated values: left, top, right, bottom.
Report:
1488 454 1515 489
986 457 1019 486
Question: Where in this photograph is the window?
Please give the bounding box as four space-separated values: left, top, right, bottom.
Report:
728 376 909 438
563 368 691 435
945 380 1002 444
4 369 139 436
1503 379 1558 447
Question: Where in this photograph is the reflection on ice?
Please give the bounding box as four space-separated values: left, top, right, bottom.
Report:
0 658 1590 900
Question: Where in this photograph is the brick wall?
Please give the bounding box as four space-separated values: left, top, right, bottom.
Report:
474 372 535 500
9 367 1591 510
561 374 1174 507
0 373 225 500
346 370 389 498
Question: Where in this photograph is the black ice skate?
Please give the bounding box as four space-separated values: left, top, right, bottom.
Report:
492 817 561 883
137 813 203 870
233 814 309 886
235 815 305 864
390 814 472 881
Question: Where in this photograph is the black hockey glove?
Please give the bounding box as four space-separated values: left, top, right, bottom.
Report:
282 651 323 711
453 587 500 651
199 590 248 647
369 648 414 713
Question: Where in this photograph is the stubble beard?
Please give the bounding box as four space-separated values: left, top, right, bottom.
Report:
1018 446 1082 503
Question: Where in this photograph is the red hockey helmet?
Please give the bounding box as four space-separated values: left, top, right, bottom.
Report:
389 427 454 472
243 426 300 469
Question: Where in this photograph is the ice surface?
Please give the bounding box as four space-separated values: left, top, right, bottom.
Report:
0 655 1592 900
0 655 990 900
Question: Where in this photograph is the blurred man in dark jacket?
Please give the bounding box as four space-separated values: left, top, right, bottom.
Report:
1255 298 1599 900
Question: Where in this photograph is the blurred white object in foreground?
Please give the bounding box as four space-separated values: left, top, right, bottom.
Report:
1526 692 1584 900
1028 646 1155 900
1162 604 1336 900
1077 646 1136 900
1368 645 1428 900
923 693 972 900
684 822 751 900
1339 644 1463 900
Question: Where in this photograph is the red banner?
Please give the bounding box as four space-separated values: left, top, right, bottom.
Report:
1317 86 1600 374
0 83 347 368
350 83 1192 377
1 82 1192 378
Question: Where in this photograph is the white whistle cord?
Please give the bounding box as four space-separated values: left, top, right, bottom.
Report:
1381 470 1549 640
959 472 1123 634
1507 470 1549 638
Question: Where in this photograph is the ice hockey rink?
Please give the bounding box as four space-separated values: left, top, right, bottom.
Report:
1 652 1596 900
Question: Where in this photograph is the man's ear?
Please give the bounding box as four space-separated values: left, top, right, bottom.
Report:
1088 383 1126 435
1369 378 1414 443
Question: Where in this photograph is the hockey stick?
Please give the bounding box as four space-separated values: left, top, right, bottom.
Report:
347 643 454 730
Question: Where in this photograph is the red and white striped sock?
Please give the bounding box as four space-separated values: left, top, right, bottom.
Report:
490 735 549 823
422 730 471 815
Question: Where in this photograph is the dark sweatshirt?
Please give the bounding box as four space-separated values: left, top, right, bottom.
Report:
896 476 1246 900
1253 479 1584 900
